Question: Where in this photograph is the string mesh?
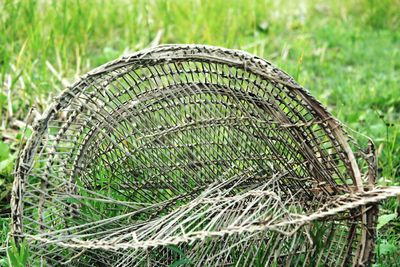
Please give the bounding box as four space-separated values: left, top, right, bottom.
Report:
11 45 400 266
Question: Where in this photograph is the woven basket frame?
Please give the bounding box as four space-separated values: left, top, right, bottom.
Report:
10 45 392 266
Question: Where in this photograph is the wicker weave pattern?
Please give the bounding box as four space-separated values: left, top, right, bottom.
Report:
11 45 400 266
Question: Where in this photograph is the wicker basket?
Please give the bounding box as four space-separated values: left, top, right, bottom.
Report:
11 45 400 266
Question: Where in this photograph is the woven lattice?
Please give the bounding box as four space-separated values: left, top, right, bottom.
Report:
11 45 400 266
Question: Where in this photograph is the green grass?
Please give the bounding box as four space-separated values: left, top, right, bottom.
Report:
0 0 399 265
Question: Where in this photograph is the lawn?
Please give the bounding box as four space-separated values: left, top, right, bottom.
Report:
0 0 399 266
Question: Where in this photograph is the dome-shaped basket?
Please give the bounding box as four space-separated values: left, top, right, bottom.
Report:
11 45 400 266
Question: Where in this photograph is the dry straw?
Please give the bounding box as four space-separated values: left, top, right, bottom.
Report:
11 45 400 266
